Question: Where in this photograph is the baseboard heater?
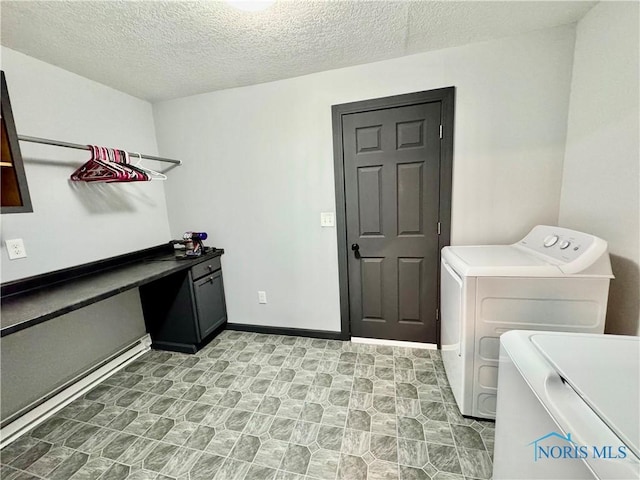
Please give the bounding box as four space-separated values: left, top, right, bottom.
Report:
0 334 151 449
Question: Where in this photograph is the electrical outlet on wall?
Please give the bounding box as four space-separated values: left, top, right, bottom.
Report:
5 239 27 260
258 291 267 304
320 212 335 227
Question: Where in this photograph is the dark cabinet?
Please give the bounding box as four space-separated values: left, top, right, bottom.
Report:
140 254 227 353
194 269 226 339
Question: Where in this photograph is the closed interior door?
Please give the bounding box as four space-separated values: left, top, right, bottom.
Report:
343 102 442 343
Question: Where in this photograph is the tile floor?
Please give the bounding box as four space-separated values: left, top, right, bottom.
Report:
1 330 494 480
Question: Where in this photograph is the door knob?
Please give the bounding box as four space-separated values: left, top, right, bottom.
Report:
351 243 360 259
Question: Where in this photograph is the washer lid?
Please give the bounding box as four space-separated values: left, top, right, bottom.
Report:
441 245 562 277
531 334 640 458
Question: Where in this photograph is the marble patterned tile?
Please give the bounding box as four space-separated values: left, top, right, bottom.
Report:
66 456 114 480
201 406 231 427
450 424 485 450
1 331 495 480
423 420 455 446
8 441 52 471
213 457 250 480
29 417 68 441
287 384 310 401
398 438 428 468
306 385 330 403
372 395 396 415
341 429 370 456
24 447 74 477
427 443 462 475
300 403 324 423
290 421 320 446
276 399 304 419
48 450 89 480
184 425 217 450
257 396 282 416
349 391 373 410
245 413 275 435
398 465 431 480
235 392 263 412
117 437 157 465
346 409 371 432
372 380 396 397
266 381 291 397
420 400 448 422
336 453 367 480
142 443 178 473
160 447 201 477
457 447 492 479
245 463 277 480
1 437 41 465
416 384 442 402
369 434 398 463
316 425 344 452
321 406 347 427
396 398 421 418
224 409 252 432
313 373 333 388
368 459 399 480
307 448 340 479
279 444 311 475
269 417 296 442
370 413 397 437
398 417 425 441
396 383 419 399
443 403 474 426
205 430 241 457
395 369 416 383
101 433 138 461
71 429 117 455
185 402 213 423
229 434 261 463
331 376 353 391
328 389 351 407
253 439 289 469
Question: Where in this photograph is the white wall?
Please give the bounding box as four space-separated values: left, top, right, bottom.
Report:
154 26 576 332
558 2 640 336
0 47 171 282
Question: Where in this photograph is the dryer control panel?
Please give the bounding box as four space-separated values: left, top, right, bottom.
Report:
517 225 610 275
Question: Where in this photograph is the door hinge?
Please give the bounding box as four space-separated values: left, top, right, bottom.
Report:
439 125 443 139
437 222 441 235
436 308 439 321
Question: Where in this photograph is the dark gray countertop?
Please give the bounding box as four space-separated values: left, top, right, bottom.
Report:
1 249 224 337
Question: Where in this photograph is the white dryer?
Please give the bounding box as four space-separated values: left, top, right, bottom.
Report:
493 330 639 479
440 225 613 419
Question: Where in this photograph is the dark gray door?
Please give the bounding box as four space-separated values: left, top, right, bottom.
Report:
343 102 442 343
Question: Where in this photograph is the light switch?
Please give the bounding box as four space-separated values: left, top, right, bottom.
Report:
320 212 335 227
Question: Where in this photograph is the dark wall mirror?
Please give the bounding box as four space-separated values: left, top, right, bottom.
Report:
1 70 32 214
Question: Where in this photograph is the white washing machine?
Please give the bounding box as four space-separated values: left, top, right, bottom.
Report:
440 225 613 419
493 330 639 479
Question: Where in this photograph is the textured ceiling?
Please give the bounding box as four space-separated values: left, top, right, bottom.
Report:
1 1 596 102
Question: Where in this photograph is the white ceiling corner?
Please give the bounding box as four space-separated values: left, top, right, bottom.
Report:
0 1 596 102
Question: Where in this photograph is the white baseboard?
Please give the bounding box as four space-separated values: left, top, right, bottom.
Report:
351 336 437 350
0 335 151 449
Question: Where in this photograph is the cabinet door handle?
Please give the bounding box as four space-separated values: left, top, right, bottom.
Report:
209 276 214 282
207 264 213 270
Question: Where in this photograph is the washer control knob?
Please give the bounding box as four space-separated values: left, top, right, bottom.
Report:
559 240 571 250
543 235 559 248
